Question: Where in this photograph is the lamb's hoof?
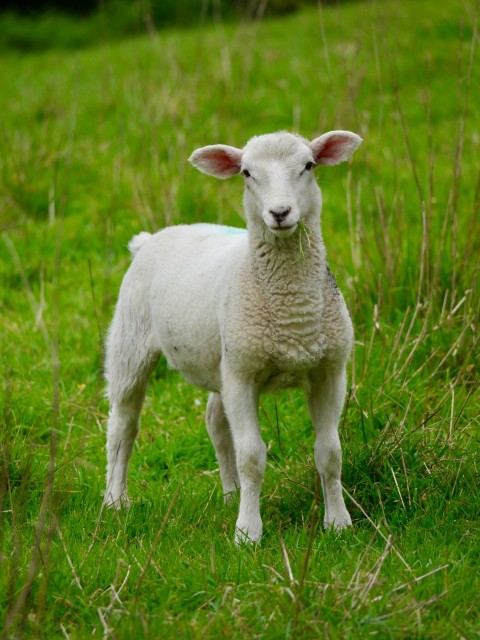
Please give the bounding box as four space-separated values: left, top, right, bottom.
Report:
234 519 262 546
104 494 131 510
223 488 239 504
324 509 352 531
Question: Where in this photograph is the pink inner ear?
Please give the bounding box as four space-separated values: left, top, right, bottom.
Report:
312 133 359 166
319 137 344 162
208 151 240 175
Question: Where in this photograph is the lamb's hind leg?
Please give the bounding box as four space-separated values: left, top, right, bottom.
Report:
307 365 352 530
104 314 159 507
206 393 239 502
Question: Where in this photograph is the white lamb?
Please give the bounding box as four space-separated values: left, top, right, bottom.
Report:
104 129 362 544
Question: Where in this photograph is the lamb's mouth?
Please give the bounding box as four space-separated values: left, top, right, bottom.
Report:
270 223 298 237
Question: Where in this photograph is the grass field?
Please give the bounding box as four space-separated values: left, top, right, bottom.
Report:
1 0 479 637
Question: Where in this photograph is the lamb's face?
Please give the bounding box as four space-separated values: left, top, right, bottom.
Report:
240 133 319 237
189 130 362 238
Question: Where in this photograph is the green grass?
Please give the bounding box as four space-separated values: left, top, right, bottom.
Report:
1 0 479 637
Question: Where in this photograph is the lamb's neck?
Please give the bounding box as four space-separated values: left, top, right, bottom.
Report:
248 220 327 296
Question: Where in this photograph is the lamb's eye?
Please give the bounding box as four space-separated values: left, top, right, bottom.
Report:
304 161 314 171
242 169 251 178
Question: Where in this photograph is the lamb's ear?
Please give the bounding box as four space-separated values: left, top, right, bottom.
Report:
189 144 243 179
310 131 363 166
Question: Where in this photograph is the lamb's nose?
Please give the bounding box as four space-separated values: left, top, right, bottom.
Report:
269 206 291 223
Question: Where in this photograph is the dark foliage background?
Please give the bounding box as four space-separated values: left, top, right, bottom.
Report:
0 0 310 50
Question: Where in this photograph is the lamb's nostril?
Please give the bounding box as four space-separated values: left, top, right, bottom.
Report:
269 206 292 223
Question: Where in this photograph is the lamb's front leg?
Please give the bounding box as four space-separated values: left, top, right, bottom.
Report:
221 367 266 544
307 365 352 530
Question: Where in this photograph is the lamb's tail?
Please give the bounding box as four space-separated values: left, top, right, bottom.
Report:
128 232 152 258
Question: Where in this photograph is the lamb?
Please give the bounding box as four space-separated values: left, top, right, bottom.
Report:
104 129 362 544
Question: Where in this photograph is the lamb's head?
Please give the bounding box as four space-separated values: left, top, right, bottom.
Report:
189 130 362 238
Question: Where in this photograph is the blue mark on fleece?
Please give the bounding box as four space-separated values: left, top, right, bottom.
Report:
216 226 248 236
